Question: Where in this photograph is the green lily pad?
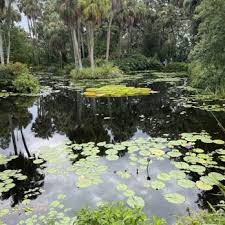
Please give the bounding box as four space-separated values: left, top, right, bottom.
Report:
177 179 196 188
33 159 44 165
189 165 206 174
150 180 165 190
123 189 135 197
213 139 225 145
172 162 189 170
208 172 224 181
196 180 213 191
167 150 182 157
169 170 186 180
106 155 119 161
164 193 185 204
157 173 171 181
200 176 219 186
116 183 128 191
117 171 131 179
127 196 145 208
216 149 225 155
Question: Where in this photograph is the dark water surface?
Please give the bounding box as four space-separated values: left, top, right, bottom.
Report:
0 73 225 224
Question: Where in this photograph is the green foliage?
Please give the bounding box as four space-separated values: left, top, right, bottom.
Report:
163 62 188 72
84 85 152 97
76 202 153 225
189 0 225 96
114 54 162 72
0 63 39 93
10 27 33 64
176 209 225 225
13 72 40 94
0 62 29 90
70 63 122 79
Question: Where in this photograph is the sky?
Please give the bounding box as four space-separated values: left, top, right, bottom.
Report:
17 13 29 32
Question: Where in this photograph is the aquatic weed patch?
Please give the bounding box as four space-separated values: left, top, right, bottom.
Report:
84 85 154 97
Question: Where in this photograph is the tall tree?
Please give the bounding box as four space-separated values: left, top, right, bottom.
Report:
106 0 121 60
78 0 111 71
190 0 225 94
18 0 42 64
58 0 83 69
0 0 6 64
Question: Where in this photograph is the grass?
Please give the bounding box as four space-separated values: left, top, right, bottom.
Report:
70 63 122 80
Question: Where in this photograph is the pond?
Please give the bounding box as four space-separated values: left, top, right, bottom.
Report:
0 72 225 224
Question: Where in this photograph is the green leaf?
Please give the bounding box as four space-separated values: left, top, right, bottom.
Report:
164 193 185 204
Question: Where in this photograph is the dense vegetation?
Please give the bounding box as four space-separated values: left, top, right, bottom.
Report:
1 0 224 94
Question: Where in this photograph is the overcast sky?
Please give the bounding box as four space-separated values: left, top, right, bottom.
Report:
17 13 29 32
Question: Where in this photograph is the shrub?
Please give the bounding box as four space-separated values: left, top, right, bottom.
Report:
0 62 29 90
113 54 162 72
176 210 225 225
0 63 39 93
189 60 225 96
13 72 40 93
70 63 122 79
76 202 161 225
162 62 188 72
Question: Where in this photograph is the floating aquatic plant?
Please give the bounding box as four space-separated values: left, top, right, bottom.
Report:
84 85 155 97
164 193 186 204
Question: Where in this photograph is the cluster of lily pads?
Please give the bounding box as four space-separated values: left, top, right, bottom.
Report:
84 85 153 97
0 169 27 196
1 130 224 217
0 154 18 165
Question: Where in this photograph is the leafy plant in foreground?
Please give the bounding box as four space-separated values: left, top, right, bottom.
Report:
75 202 164 225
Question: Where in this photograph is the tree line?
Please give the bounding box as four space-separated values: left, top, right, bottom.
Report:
0 0 200 67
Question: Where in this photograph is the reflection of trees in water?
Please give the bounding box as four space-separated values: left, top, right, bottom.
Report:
0 153 45 207
0 96 45 207
0 96 35 149
31 83 225 144
0 124 45 207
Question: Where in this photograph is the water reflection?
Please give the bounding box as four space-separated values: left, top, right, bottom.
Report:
0 75 225 220
0 153 45 207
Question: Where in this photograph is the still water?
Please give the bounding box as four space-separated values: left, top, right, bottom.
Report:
0 72 225 224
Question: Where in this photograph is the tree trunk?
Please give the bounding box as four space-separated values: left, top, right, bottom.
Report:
81 32 85 59
59 51 62 69
20 129 31 157
9 115 18 155
71 26 82 69
0 27 4 64
71 28 78 67
87 22 95 73
106 13 113 61
118 28 122 57
6 0 12 64
6 29 10 64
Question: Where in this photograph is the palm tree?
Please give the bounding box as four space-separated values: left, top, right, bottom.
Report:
106 0 121 61
18 0 42 64
78 0 111 72
58 0 83 69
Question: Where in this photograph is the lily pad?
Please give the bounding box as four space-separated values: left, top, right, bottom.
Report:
196 180 213 191
150 180 165 190
164 193 185 204
157 173 171 181
208 172 224 181
127 196 145 208
116 183 128 191
177 179 196 188
106 155 119 161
